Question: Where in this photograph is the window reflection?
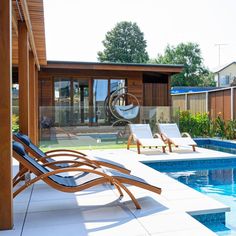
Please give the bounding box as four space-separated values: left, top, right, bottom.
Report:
54 78 88 126
93 79 126 124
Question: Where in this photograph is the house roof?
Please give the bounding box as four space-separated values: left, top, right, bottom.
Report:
42 61 184 74
213 61 236 73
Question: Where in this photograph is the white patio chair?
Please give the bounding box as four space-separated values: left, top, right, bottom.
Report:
127 124 166 154
157 123 197 152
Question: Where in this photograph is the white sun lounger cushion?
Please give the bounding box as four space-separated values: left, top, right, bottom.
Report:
129 124 153 139
170 137 196 146
138 138 166 147
158 123 182 138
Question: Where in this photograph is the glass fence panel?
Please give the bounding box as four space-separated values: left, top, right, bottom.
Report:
39 105 179 149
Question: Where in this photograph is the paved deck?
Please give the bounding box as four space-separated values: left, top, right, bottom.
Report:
5 146 234 236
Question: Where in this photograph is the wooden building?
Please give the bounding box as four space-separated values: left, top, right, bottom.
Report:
38 61 183 127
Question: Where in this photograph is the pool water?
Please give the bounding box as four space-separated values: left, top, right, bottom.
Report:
165 167 236 236
199 144 236 155
194 138 236 155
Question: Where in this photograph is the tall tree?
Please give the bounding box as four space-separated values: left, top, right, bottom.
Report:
97 21 149 63
154 42 215 86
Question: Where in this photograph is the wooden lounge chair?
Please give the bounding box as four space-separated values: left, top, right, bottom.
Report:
127 124 166 154
157 123 197 152
13 141 162 209
13 132 130 174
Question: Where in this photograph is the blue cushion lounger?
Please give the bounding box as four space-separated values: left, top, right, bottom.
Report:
13 132 130 174
13 141 161 209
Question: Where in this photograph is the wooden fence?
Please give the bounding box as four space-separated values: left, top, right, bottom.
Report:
171 86 236 121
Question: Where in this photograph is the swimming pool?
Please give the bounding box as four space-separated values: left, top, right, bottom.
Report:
195 138 236 155
146 160 236 236
166 166 236 235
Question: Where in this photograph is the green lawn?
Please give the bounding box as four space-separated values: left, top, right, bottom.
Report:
39 142 132 152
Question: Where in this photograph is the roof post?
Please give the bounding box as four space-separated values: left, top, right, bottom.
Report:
29 51 37 143
18 21 30 135
0 0 13 229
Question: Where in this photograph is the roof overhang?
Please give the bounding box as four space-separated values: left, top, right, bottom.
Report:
12 0 47 68
42 61 184 74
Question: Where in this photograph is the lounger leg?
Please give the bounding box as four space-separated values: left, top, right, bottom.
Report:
192 145 196 152
168 142 172 152
162 146 166 153
13 167 28 185
115 181 141 209
137 142 141 154
114 183 124 197
127 135 132 150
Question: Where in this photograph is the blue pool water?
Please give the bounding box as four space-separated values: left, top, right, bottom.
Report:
195 138 236 155
165 167 236 235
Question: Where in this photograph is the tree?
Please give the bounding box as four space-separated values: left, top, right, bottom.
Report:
154 42 215 87
97 21 149 63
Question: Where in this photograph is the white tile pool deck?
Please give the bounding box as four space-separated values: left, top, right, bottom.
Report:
5 146 235 236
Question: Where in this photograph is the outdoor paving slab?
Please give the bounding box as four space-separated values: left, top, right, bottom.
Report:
123 197 216 235
1 213 26 236
168 196 230 215
23 201 149 236
9 147 231 236
152 228 216 236
0 229 22 236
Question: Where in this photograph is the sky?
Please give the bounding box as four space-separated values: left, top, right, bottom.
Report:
43 0 236 70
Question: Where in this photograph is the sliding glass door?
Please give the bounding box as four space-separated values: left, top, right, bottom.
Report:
93 78 126 124
54 78 88 126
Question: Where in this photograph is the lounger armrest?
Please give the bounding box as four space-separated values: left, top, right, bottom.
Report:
45 149 86 156
127 134 136 144
181 132 191 138
160 133 168 142
132 133 138 141
43 153 100 167
153 133 161 139
42 160 96 169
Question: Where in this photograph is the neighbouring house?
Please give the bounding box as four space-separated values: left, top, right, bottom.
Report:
214 62 236 87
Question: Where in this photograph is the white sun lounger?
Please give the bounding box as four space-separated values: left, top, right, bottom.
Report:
127 124 166 154
157 123 197 152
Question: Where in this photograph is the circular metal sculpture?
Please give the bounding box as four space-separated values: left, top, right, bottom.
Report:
105 87 140 126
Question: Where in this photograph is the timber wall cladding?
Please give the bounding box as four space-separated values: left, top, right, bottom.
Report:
143 82 168 106
127 74 143 106
38 77 54 121
39 78 53 106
